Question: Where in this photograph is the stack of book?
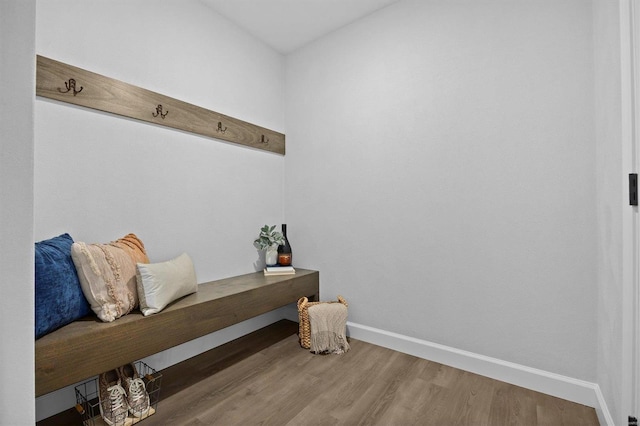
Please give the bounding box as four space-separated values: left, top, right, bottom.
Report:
263 266 296 276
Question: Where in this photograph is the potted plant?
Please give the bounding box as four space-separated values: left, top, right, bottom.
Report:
253 225 284 266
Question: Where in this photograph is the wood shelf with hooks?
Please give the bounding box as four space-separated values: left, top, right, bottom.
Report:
35 55 285 155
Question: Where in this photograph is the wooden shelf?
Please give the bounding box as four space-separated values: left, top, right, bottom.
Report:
35 269 318 397
37 320 299 426
36 55 285 155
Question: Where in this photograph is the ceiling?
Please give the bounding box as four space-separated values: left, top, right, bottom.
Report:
201 0 401 54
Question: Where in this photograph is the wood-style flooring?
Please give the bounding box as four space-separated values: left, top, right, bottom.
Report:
39 320 599 426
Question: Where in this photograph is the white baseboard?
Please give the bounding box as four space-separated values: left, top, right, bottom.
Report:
345 321 614 426
593 384 616 426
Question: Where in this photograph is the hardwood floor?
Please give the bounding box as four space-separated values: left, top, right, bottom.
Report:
39 320 599 425
152 321 598 426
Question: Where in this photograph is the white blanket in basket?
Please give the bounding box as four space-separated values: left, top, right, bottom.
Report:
308 303 350 354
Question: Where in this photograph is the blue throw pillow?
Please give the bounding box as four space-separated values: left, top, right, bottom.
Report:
35 233 91 339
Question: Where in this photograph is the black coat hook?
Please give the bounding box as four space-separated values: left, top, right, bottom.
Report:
217 121 227 134
58 78 83 96
152 104 168 119
261 135 269 144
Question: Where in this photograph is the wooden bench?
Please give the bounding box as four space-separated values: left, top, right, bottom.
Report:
35 269 319 397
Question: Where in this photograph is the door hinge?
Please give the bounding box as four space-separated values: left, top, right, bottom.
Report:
630 173 638 206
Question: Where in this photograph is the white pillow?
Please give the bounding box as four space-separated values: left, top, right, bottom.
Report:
136 253 197 316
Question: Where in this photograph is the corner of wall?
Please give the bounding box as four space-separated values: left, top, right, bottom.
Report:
0 0 36 424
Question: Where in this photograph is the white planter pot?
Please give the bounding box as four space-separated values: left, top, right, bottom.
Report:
265 247 278 266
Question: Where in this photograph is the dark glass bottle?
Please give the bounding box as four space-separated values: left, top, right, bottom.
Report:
277 224 292 266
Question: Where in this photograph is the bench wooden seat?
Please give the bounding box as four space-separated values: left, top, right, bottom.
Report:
35 269 319 397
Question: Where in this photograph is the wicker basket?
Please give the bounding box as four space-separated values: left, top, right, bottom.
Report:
297 295 348 349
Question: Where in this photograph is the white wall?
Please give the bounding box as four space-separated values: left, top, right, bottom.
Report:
35 0 285 280
34 0 286 420
285 0 597 382
0 1 36 424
